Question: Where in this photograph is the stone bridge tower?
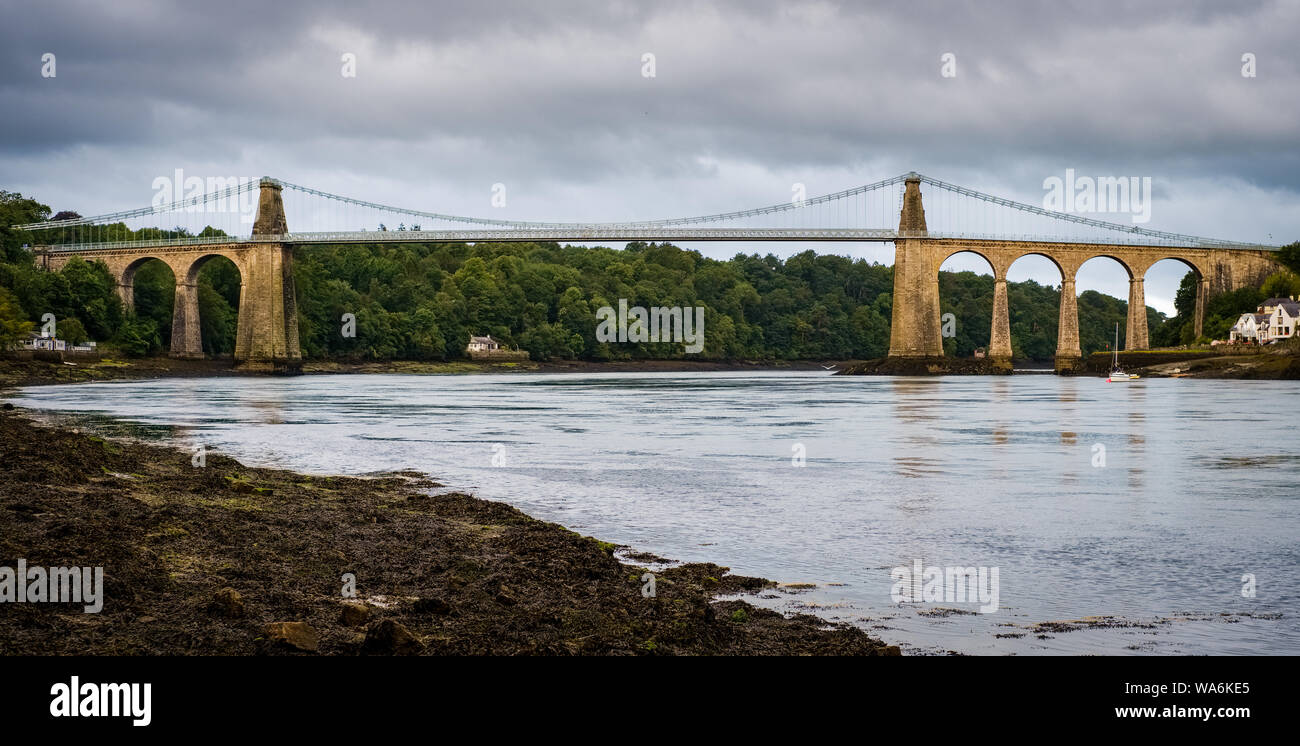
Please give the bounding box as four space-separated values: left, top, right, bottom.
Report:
235 179 301 372
40 178 301 373
887 174 945 357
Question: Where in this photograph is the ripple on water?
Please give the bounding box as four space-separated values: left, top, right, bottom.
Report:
11 371 1299 655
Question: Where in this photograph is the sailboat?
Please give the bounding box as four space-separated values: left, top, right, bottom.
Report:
1106 323 1138 382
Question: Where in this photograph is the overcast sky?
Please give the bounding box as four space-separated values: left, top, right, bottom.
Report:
3 0 1298 313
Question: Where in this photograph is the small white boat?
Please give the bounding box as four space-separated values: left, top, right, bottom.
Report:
1106 323 1139 382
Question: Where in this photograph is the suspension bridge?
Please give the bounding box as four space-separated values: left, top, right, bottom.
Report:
14 174 1283 371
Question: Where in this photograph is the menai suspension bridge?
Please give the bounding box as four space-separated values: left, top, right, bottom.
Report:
11 173 1284 371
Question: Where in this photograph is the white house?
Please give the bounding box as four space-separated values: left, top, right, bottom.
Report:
1264 299 1299 342
1229 313 1267 342
15 332 97 353
466 335 499 353
19 332 66 351
1232 297 1299 343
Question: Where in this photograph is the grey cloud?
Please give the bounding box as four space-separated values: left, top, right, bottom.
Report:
1 0 1296 260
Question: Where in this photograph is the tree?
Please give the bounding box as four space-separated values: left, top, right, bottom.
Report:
112 317 161 357
0 190 51 263
0 286 33 348
1261 270 1300 300
131 260 175 346
1153 271 1204 347
59 257 122 339
198 283 236 354
1276 241 1300 275
56 317 89 344
518 322 575 361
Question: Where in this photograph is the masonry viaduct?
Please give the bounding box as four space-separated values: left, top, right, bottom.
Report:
887 176 1283 369
40 181 300 372
35 176 1283 372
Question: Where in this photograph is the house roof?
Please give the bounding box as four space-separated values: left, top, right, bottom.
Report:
469 335 495 344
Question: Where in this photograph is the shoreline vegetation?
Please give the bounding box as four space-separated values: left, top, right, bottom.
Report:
3 341 1298 390
0 359 900 656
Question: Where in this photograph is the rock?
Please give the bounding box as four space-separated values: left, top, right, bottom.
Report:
207 587 245 618
339 602 370 627
362 620 425 655
494 585 518 606
264 621 319 652
224 476 255 493
412 597 451 615
1 402 13 410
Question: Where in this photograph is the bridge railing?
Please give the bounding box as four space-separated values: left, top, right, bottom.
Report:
31 235 265 253
908 231 1273 250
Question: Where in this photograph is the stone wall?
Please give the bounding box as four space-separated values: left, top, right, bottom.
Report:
468 349 531 361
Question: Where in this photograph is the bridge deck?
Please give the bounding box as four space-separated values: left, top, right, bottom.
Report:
31 229 1272 253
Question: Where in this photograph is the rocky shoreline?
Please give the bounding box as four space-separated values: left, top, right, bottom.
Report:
835 357 1014 376
0 361 898 656
4 344 1294 391
1081 347 1300 380
0 356 840 389
836 345 1300 379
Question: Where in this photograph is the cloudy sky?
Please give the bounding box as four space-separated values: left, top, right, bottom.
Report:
3 0 1298 312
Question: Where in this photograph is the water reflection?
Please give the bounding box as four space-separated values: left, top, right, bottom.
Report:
241 396 287 425
1127 384 1147 492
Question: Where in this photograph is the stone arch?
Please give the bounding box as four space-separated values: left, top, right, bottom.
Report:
1002 252 1069 361
936 247 997 276
1143 254 1204 282
1008 251 1067 283
121 255 164 285
1078 253 1136 281
182 251 246 287
1143 256 1207 344
116 255 179 314
171 252 247 359
1076 255 1144 352
935 250 997 357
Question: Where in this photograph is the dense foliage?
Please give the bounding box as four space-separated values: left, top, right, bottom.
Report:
1276 241 1300 275
289 241 1152 361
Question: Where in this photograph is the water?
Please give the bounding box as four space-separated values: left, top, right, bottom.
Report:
12 371 1299 655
